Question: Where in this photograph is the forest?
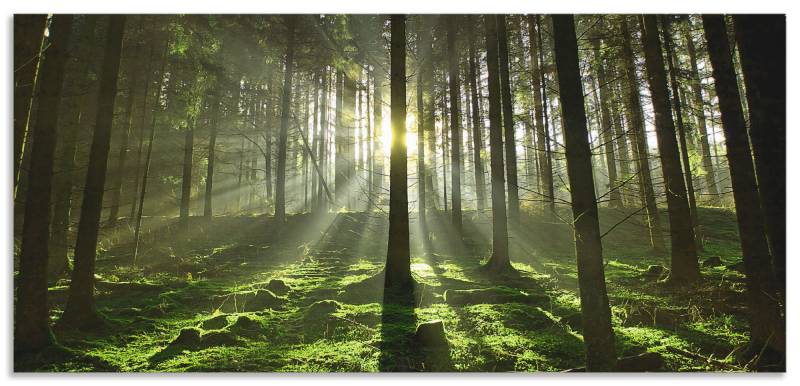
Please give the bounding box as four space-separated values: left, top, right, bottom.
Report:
12 14 785 372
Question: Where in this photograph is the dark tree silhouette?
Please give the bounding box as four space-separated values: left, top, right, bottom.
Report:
446 15 463 232
275 15 298 222
497 15 520 224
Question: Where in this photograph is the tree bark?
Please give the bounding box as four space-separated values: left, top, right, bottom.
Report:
591 30 622 209
468 17 487 211
497 15 519 224
275 15 297 222
641 15 699 284
385 14 412 288
61 15 126 329
447 16 463 232
552 14 617 372
15 14 73 353
703 14 785 357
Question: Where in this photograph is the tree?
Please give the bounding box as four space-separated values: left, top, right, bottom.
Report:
552 14 617 371
416 16 432 226
467 17 487 211
60 15 126 329
385 14 412 288
531 15 555 216
13 14 47 196
446 15 463 232
733 15 786 289
482 15 512 273
620 16 665 252
15 14 74 353
640 15 699 284
497 15 520 223
702 14 785 362
275 15 298 222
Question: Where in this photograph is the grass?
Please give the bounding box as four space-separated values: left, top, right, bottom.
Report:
15 206 754 372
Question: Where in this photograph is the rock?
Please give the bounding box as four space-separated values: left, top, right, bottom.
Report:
200 330 239 346
305 300 341 320
242 289 285 312
230 315 262 337
170 327 202 347
415 320 449 351
643 265 667 278
266 279 291 295
616 352 664 372
443 288 548 306
702 256 724 268
200 314 230 330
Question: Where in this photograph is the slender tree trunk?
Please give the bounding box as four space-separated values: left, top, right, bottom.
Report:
620 16 665 252
13 14 48 198
373 66 384 208
385 14 411 288
641 15 699 284
535 16 556 216
49 16 99 280
61 15 126 329
130 40 155 220
275 15 297 222
319 67 330 209
497 15 519 224
703 14 785 359
204 87 221 219
446 16 463 232
417 17 431 225
609 65 632 207
468 18 487 211
662 16 702 251
684 19 719 198
483 15 512 272
179 118 195 231
552 14 617 372
108 39 141 225
591 31 622 209
733 15 786 290
15 14 73 353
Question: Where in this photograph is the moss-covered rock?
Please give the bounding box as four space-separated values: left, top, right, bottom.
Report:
170 327 202 347
200 314 231 330
266 279 291 295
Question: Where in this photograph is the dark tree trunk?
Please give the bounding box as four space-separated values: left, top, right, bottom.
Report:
482 15 512 273
204 88 221 219
49 15 99 280
552 14 617 372
13 14 47 196
662 16 701 251
467 17 487 211
446 15 463 232
733 15 786 290
590 30 622 209
179 119 194 231
334 70 346 205
275 15 297 222
15 14 73 353
684 18 719 198
640 15 699 284
385 14 411 289
373 66 384 207
417 17 432 225
497 15 519 224
108 39 141 225
620 16 665 252
318 67 330 210
703 14 785 358
534 16 555 216
60 15 126 329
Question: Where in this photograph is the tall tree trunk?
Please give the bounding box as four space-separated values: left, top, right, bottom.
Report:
275 15 297 222
385 15 411 288
552 14 617 372
640 15 699 284
15 14 73 353
662 16 702 251
608 65 632 207
733 15 786 291
108 38 141 225
129 37 155 220
319 67 330 210
49 15 99 280
684 18 719 198
482 15 512 273
179 118 194 230
620 16 665 252
534 16 556 216
468 17 487 211
61 15 126 329
373 66 384 208
703 14 785 359
446 16 463 232
13 14 48 198
204 87 221 219
417 17 431 225
497 15 519 224
591 30 622 209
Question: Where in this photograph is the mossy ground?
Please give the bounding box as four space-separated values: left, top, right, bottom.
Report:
16 206 751 372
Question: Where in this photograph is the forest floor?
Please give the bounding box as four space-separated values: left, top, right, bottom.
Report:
17 206 756 372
